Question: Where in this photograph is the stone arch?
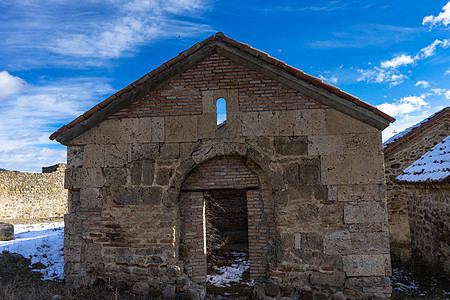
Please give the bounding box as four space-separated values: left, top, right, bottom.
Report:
177 151 275 285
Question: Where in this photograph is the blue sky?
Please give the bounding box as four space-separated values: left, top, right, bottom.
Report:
0 0 449 172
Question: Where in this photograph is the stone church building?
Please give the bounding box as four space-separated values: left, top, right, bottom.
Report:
51 33 395 299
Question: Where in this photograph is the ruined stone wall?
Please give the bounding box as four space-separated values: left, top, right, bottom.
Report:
404 184 450 274
384 122 448 260
0 164 67 220
63 54 391 299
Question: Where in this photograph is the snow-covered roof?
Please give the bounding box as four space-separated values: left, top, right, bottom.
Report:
384 107 448 148
396 136 450 183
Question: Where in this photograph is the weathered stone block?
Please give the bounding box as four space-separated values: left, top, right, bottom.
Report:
130 161 142 185
136 117 153 142
160 143 180 159
103 167 127 187
321 154 385 185
151 117 165 142
106 186 142 205
197 113 216 139
308 135 343 156
328 184 385 202
67 146 84 168
155 167 171 186
129 143 159 162
343 133 382 156
66 167 104 189
104 143 128 168
226 89 239 112
202 90 215 113
326 109 377 135
142 160 155 186
242 111 262 137
223 112 243 138
324 230 390 255
310 271 345 287
80 188 102 208
142 187 163 206
259 111 279 136
285 159 320 185
343 254 390 276
311 109 327 135
292 110 313 136
320 203 343 224
242 111 280 137
165 116 197 142
83 144 104 168
344 202 388 224
274 137 308 156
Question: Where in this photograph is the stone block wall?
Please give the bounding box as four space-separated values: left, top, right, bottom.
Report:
404 184 449 274
0 164 67 220
63 53 391 298
384 121 448 260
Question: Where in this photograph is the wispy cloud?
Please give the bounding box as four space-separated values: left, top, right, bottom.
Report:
357 67 407 87
415 80 430 88
423 2 450 27
377 95 428 117
0 0 212 68
415 39 450 59
431 88 450 99
307 24 419 49
319 74 338 84
0 71 27 101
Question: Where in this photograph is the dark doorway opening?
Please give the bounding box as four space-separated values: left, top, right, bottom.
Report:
205 189 252 296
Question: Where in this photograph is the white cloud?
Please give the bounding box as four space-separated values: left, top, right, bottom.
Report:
0 77 114 172
318 75 338 84
0 71 26 101
423 2 450 27
381 54 414 69
446 90 450 99
415 39 450 60
1 0 212 68
415 80 430 88
50 0 211 58
358 39 449 86
432 88 446 95
377 95 428 117
357 67 407 86
446 69 450 75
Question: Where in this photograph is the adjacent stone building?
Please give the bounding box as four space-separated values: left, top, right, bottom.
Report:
383 107 449 260
396 136 449 274
51 33 395 299
0 164 67 220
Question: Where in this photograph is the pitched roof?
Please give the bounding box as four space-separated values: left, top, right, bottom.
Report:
396 135 450 183
50 32 395 144
383 107 450 157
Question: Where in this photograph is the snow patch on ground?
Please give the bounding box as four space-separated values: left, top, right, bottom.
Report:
207 251 252 288
0 222 64 281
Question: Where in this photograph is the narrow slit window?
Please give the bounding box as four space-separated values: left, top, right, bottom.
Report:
216 98 226 127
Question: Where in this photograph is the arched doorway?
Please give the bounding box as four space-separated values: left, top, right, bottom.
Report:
179 155 270 295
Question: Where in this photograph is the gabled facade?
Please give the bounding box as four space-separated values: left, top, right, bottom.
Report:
383 107 449 260
52 33 394 299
